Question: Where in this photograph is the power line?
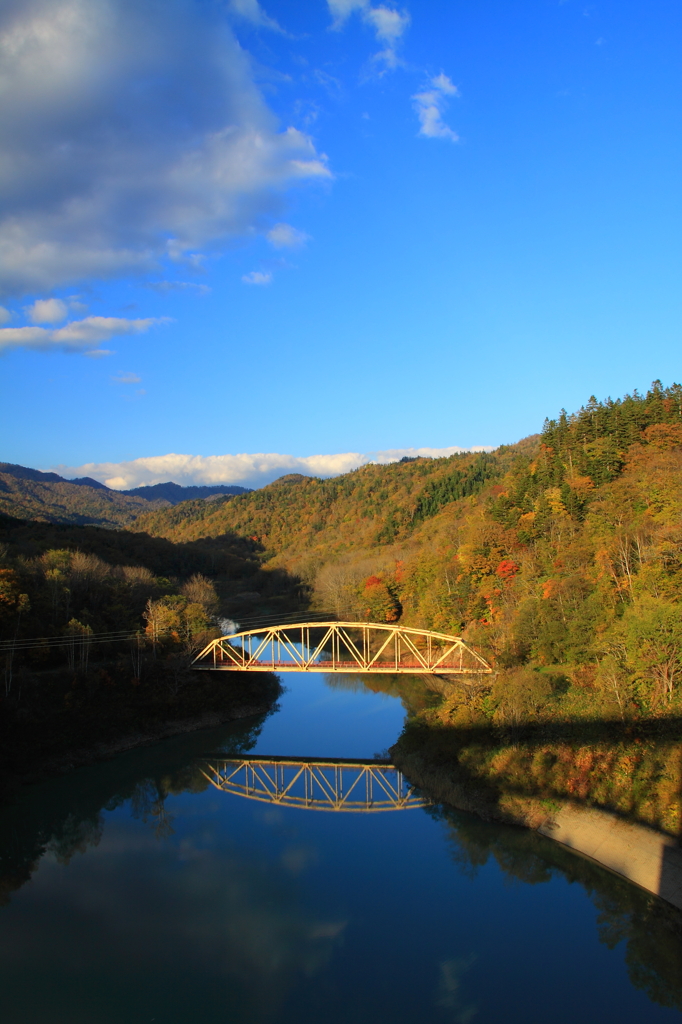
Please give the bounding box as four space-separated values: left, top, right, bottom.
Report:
231 611 336 629
0 627 168 653
0 611 338 654
0 627 143 647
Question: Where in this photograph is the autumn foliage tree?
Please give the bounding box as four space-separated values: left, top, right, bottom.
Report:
360 576 401 623
121 378 682 713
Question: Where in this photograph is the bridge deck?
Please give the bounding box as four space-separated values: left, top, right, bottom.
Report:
192 621 492 675
194 660 476 673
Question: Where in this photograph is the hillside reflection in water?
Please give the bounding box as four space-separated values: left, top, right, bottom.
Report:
0 671 679 1024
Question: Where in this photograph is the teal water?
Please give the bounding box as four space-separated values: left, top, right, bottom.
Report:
0 672 680 1023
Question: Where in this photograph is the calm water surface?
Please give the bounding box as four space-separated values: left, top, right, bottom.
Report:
0 672 680 1023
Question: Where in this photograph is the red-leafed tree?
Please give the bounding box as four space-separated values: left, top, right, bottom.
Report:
361 575 401 623
495 560 519 583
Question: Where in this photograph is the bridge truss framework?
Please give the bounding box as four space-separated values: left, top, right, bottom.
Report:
192 621 492 675
200 755 427 813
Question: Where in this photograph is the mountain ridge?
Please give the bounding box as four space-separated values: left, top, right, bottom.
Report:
121 481 250 502
0 463 251 527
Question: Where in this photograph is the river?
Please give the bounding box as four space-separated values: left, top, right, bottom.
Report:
0 670 680 1023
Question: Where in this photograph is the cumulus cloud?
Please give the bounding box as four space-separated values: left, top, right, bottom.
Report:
328 1 409 69
266 223 310 249
0 0 330 297
413 73 460 141
26 298 68 324
0 316 165 354
242 270 273 285
0 306 11 325
57 445 496 490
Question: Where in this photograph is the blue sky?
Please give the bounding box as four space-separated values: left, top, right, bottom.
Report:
0 0 680 488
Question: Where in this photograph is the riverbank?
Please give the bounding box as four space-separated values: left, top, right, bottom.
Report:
393 742 682 911
0 664 282 797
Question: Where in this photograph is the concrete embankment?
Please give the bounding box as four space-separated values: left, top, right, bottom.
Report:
538 804 682 910
394 750 682 911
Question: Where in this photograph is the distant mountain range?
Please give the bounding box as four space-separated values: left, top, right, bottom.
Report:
121 481 249 503
0 462 251 528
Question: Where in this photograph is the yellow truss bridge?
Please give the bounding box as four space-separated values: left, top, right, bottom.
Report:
199 755 427 813
192 621 491 675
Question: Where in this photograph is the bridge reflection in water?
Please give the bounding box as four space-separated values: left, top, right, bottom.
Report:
200 755 428 813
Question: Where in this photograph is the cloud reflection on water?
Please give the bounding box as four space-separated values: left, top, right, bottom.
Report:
0 820 345 1023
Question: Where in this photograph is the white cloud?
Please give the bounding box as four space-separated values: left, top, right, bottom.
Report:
26 297 68 324
0 0 330 296
242 270 273 285
57 445 496 490
327 1 368 28
431 72 459 96
313 70 342 97
412 73 460 141
364 6 410 45
328 2 409 70
146 281 211 295
67 296 88 314
0 315 165 354
0 306 11 325
266 223 310 249
227 0 284 32
112 371 141 384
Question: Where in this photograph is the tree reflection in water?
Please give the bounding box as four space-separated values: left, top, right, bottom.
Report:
327 670 682 1012
0 712 268 907
431 801 682 1012
0 694 679 1019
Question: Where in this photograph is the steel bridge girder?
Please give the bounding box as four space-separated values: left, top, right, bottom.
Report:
192 621 492 675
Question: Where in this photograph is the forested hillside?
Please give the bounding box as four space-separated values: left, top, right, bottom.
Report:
121 482 250 503
0 464 248 527
2 380 682 820
133 442 538 558
0 513 292 776
0 464 161 527
0 513 299 654
133 381 682 716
